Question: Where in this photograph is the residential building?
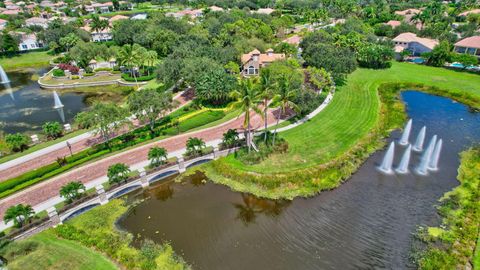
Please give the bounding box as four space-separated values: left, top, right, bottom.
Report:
458 9 480 17
392 32 438 55
81 26 113 42
25 17 49 29
394 8 423 30
254 8 275 15
109 14 129 23
385 20 401 28
15 32 44 51
209 6 224 12
454 36 480 58
85 2 113 14
241 48 285 76
282 35 302 46
0 19 8 30
166 9 203 19
131 13 147 20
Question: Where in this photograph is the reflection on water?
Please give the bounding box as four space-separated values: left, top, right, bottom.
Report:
118 91 480 270
0 68 89 134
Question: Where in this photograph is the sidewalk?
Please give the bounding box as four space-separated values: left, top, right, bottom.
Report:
0 90 192 181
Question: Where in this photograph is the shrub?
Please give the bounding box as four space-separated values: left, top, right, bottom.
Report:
94 67 113 72
42 121 62 139
83 73 95 77
121 73 155 82
57 63 80 75
52 69 65 77
5 133 30 152
71 75 79 80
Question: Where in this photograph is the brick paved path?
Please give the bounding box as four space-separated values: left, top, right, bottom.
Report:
0 91 192 181
0 110 277 218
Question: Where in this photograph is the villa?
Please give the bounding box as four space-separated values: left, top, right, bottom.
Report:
109 15 129 23
81 26 113 42
25 17 49 29
385 20 401 28
392 32 438 55
166 9 203 19
209 6 224 12
85 2 113 14
15 32 44 51
454 36 480 58
394 8 424 30
241 48 285 76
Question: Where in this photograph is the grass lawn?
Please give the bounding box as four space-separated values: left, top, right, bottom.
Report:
0 51 54 71
0 230 117 270
222 62 480 174
39 72 122 85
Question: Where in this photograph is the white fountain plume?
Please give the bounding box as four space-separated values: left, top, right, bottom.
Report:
53 91 65 122
379 142 395 174
416 135 437 175
413 126 426 152
428 139 443 171
0 65 10 84
399 119 412 145
395 144 412 174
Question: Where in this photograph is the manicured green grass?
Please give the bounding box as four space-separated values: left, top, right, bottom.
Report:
0 230 117 270
0 51 54 71
222 62 480 174
474 235 480 270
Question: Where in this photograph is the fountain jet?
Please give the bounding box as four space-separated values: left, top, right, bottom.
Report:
53 91 65 122
413 126 426 152
416 135 437 175
395 144 412 174
379 142 395 174
399 119 412 145
0 65 10 84
428 139 443 171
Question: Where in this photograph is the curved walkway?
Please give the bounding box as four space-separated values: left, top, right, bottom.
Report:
0 91 192 181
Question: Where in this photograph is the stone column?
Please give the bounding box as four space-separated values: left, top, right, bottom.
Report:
47 207 61 226
178 156 186 173
96 185 108 205
139 168 149 188
213 145 220 159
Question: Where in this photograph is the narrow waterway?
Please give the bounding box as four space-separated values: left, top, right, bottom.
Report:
118 91 480 269
0 68 89 134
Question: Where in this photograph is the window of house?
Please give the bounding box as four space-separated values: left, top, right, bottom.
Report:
248 66 256 75
21 44 27 49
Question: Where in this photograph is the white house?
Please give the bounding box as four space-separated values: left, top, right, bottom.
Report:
131 13 147 20
16 33 44 51
81 25 112 42
392 32 438 55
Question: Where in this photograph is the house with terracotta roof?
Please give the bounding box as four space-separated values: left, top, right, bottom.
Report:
25 17 49 28
81 25 113 42
109 15 129 23
454 36 480 58
392 32 438 55
385 20 401 28
241 48 285 76
209 6 224 12
394 8 423 30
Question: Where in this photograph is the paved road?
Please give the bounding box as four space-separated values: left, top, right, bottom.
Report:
0 109 278 218
0 91 192 181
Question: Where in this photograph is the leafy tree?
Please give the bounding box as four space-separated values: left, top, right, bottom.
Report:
59 181 86 202
230 78 263 152
118 43 147 87
357 43 394 69
274 42 298 56
222 129 239 148
224 61 240 74
1 31 18 55
186 137 206 156
89 15 109 33
59 33 80 52
425 41 452 67
271 75 300 145
143 50 158 75
42 121 63 139
74 102 129 149
374 24 393 37
306 67 334 92
5 133 30 152
148 146 168 167
451 53 478 69
194 67 236 105
107 163 131 184
302 43 357 81
128 88 173 133
3 204 34 228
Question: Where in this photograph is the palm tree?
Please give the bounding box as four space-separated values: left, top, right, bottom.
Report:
258 69 275 143
4 204 34 228
230 78 263 152
143 50 158 76
118 44 144 88
148 146 168 167
271 75 300 145
59 181 86 202
222 129 239 148
107 163 131 184
90 15 109 33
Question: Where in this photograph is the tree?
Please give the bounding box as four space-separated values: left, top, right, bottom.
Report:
90 15 109 33
302 43 357 81
185 137 206 156
118 43 147 87
5 133 30 152
143 50 158 76
59 181 86 202
1 31 18 55
74 102 129 149
271 75 300 145
425 41 452 67
128 88 173 133
148 146 168 167
107 163 131 184
451 53 478 68
194 67 236 105
258 68 275 142
224 61 240 75
222 129 239 148
357 43 394 69
59 33 80 52
230 78 263 152
3 204 34 228
42 121 63 139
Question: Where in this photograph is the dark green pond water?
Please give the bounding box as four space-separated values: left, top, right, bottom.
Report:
118 91 480 269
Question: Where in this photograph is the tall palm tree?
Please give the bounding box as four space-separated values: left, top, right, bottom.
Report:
231 78 263 152
118 44 144 88
143 50 158 76
4 204 34 228
89 15 109 33
271 75 299 145
258 69 275 142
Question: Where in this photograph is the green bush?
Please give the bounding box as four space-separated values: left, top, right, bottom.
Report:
121 73 155 82
83 73 95 77
71 75 79 80
52 69 65 77
94 67 113 72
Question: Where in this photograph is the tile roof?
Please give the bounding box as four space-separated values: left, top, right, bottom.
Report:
454 36 480 49
393 32 439 50
241 49 285 65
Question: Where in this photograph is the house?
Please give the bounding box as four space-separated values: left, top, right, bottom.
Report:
394 8 423 30
392 32 438 55
254 8 275 15
166 9 203 19
209 6 224 12
1 9 20 15
131 13 147 20
458 9 480 17
16 32 44 51
85 2 113 14
241 48 285 76
109 14 129 23
25 17 49 29
454 36 480 58
81 25 113 42
385 20 401 28
0 19 8 30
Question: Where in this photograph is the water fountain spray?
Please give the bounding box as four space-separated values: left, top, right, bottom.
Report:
379 142 395 174
416 135 437 175
428 139 443 171
53 91 65 122
395 144 412 174
399 119 412 145
413 126 426 152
